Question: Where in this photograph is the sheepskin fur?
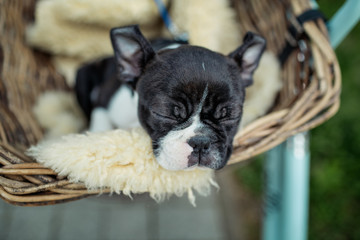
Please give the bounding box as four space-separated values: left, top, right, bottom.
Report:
27 128 218 206
241 52 282 127
167 0 242 54
26 0 164 60
33 91 87 138
26 0 243 85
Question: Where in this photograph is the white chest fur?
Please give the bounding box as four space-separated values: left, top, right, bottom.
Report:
89 85 140 132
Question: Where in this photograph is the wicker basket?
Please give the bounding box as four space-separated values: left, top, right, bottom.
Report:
0 0 341 206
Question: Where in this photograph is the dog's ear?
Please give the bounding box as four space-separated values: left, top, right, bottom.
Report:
110 25 155 85
229 32 266 87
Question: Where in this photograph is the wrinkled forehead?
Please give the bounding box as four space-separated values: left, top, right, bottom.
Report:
157 45 234 76
171 79 233 102
138 46 244 101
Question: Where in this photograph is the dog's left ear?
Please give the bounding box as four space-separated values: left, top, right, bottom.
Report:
110 25 155 85
229 32 266 87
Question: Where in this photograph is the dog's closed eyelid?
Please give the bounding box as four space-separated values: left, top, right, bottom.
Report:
151 110 168 118
213 107 230 120
151 110 178 122
173 105 187 119
211 106 242 122
217 107 227 119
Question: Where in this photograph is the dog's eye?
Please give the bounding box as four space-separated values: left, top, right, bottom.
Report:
152 111 177 122
173 106 187 119
214 107 228 119
220 107 227 118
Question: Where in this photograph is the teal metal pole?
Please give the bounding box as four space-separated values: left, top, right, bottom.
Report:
327 0 360 48
263 132 310 240
281 133 310 240
263 143 284 240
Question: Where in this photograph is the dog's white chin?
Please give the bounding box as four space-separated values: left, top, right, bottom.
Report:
155 141 193 171
155 113 206 171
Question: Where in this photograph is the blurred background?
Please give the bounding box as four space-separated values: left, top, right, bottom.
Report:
237 1 360 239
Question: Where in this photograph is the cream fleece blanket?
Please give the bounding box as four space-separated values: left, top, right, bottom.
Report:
27 0 242 84
27 127 218 206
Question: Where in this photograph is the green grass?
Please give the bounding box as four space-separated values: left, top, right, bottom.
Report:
236 1 360 239
309 2 360 238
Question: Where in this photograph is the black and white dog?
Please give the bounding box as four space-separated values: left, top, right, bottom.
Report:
75 25 266 171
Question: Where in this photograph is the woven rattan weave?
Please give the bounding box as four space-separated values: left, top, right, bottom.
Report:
0 0 341 206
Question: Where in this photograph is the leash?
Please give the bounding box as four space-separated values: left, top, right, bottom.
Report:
153 0 189 42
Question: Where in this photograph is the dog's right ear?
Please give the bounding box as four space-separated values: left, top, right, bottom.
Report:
110 25 155 85
229 32 266 88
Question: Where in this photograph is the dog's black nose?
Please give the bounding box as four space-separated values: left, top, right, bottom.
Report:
188 136 211 154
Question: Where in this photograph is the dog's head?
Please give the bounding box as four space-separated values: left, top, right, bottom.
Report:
111 25 266 170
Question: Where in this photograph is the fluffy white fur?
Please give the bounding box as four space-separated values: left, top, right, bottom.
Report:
241 52 283 127
168 0 242 54
26 0 243 85
32 91 87 138
26 0 163 59
27 128 218 206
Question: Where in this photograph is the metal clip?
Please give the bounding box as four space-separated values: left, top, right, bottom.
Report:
297 39 308 63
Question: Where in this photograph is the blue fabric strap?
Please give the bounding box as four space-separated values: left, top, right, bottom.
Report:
153 0 189 41
153 0 173 31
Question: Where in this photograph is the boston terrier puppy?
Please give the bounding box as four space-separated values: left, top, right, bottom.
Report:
75 25 266 171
